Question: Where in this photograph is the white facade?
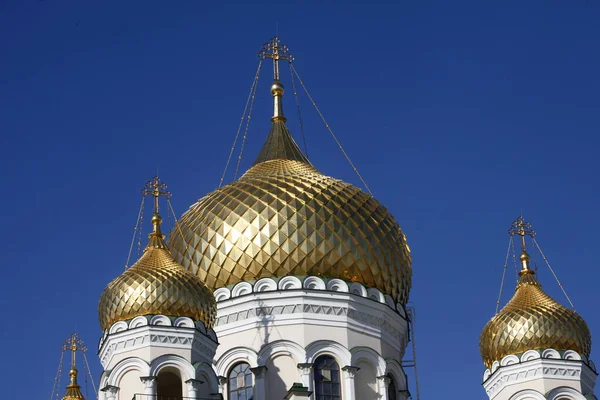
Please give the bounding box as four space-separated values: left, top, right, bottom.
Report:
483 349 598 400
98 315 220 400
212 276 410 400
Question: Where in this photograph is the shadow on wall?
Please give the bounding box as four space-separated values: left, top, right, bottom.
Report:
256 299 294 400
354 361 378 400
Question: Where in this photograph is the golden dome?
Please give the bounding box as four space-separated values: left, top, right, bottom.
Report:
98 212 216 331
62 368 85 400
480 250 591 368
169 117 412 304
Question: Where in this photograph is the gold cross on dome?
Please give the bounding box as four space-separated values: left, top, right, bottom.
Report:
142 176 171 214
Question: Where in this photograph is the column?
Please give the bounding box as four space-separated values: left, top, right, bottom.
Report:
140 376 157 397
218 375 227 397
185 378 203 399
377 375 390 400
250 366 268 400
100 385 119 400
297 363 313 393
342 366 360 400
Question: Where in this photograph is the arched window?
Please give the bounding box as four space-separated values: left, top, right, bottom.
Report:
157 370 182 399
228 362 253 400
387 374 397 400
313 355 341 400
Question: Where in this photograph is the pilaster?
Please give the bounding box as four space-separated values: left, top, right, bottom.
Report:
251 366 268 400
140 376 157 396
100 385 119 400
342 366 360 400
297 363 314 393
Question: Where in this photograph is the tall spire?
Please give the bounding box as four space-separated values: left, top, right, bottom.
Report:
61 333 86 400
252 37 310 166
141 176 171 249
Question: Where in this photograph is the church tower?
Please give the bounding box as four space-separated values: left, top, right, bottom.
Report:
97 177 220 400
480 216 597 400
168 38 413 400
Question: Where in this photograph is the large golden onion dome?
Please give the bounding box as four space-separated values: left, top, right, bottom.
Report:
480 248 591 369
98 180 216 331
169 74 412 304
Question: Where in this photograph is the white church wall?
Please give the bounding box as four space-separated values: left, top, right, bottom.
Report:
117 370 140 400
355 360 379 399
266 354 301 399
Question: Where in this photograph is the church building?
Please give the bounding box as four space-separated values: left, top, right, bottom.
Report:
64 38 596 400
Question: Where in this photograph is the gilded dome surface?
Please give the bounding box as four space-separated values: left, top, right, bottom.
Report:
98 215 216 331
480 256 591 368
169 120 412 304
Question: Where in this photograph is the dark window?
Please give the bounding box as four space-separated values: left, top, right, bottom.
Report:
313 355 341 400
388 374 397 400
157 370 182 399
228 362 253 400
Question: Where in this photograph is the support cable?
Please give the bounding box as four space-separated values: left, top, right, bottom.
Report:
290 63 373 195
82 351 98 398
219 59 263 187
289 62 309 158
50 349 65 400
234 62 262 180
532 237 576 310
124 197 145 270
495 236 514 314
136 198 145 259
166 198 191 260
510 234 518 280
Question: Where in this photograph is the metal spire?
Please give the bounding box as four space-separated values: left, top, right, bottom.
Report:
508 216 536 273
259 37 294 122
141 176 172 248
60 333 86 400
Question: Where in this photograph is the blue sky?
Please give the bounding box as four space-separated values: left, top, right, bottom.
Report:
1 1 599 399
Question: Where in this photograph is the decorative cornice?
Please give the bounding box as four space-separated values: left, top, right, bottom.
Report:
482 349 598 398
215 301 404 345
98 315 219 368
213 276 407 318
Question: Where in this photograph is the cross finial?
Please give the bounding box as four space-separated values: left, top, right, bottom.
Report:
142 176 171 216
62 332 86 370
258 37 294 81
509 216 536 272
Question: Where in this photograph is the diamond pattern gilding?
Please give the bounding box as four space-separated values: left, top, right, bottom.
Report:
169 158 412 304
98 240 217 331
480 272 591 368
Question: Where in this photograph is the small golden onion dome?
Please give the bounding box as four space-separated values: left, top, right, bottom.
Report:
169 118 412 304
61 367 85 400
480 251 591 368
98 213 216 331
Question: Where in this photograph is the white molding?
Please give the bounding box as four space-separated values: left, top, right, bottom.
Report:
99 317 218 369
351 346 387 377
257 339 306 366
508 389 546 400
106 357 150 387
149 354 195 382
305 340 352 367
216 276 405 315
483 353 598 399
214 289 408 354
546 386 588 400
214 346 259 377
